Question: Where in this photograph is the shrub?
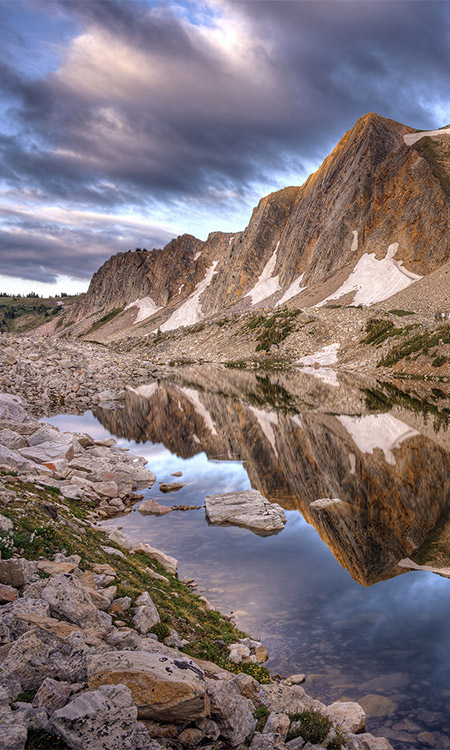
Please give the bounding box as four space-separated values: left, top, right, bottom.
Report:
287 709 332 744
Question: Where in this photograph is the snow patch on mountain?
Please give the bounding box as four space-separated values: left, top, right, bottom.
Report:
245 243 281 304
316 243 422 307
338 413 419 465
404 126 450 145
125 296 161 323
276 274 307 306
298 343 340 367
160 261 218 331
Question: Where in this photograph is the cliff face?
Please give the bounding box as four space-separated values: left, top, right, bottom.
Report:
66 113 450 336
94 370 450 587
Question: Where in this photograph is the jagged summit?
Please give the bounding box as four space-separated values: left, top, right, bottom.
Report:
63 113 449 339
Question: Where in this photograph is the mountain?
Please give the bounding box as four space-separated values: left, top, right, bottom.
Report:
62 113 449 339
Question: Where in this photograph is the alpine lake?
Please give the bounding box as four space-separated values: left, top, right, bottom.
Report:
46 365 450 749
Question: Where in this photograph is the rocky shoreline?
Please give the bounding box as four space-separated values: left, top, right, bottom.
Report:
0 387 396 750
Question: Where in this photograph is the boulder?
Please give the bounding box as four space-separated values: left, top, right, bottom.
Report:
0 630 51 690
263 712 290 740
325 701 365 734
138 499 172 516
0 445 41 475
32 677 72 713
110 596 132 614
0 429 26 449
0 584 19 603
51 683 147 750
19 437 77 464
41 573 103 627
0 721 27 750
0 394 31 423
348 734 394 750
0 558 35 588
132 595 160 634
37 560 79 575
87 650 207 721
108 528 134 550
207 677 256 746
250 733 287 750
131 543 178 575
205 490 287 536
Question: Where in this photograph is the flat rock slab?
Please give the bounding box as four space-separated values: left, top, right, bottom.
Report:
205 490 287 536
159 482 185 493
87 650 207 721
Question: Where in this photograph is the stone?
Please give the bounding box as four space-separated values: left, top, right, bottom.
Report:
0 514 13 532
325 701 365 734
195 717 220 741
87 650 207 721
171 471 183 477
348 734 394 750
32 677 72 713
0 629 51 690
250 733 288 750
357 694 397 718
0 444 41 474
131 543 178 575
19 438 77 464
0 584 19 603
207 677 256 746
110 596 132 614
0 721 27 750
418 732 437 748
92 563 116 577
263 712 290 740
0 429 27 450
11 702 48 729
108 528 134 550
256 682 319 715
138 499 173 516
105 628 142 651
133 599 160 634
0 558 35 588
37 560 79 575
101 546 126 559
51 684 144 750
144 567 170 584
41 573 103 627
0 393 30 423
285 674 306 685
205 490 287 536
178 728 204 746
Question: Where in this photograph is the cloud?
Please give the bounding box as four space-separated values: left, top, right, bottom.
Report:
0 0 449 287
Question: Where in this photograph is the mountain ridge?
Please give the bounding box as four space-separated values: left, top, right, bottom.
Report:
61 112 449 340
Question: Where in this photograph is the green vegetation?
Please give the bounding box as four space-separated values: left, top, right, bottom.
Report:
85 307 123 335
150 622 171 642
246 309 301 352
26 729 69 749
0 296 64 332
224 360 248 369
379 324 450 367
253 706 270 732
16 689 38 703
388 309 415 317
432 355 448 368
361 317 414 347
0 476 272 679
287 709 332 744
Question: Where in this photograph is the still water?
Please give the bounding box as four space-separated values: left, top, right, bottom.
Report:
47 366 450 749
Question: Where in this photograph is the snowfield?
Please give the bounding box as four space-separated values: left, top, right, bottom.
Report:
245 244 281 304
316 243 422 307
403 126 450 146
298 343 340 367
276 274 307 306
338 413 419 465
125 296 161 323
160 261 218 331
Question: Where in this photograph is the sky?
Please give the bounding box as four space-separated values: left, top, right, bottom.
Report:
0 0 449 296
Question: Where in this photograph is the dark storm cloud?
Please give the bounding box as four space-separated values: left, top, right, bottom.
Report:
0 0 449 285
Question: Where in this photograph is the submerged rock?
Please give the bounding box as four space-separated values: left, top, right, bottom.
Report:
205 489 287 536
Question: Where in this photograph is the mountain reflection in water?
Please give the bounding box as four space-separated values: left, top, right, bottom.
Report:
94 366 450 587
